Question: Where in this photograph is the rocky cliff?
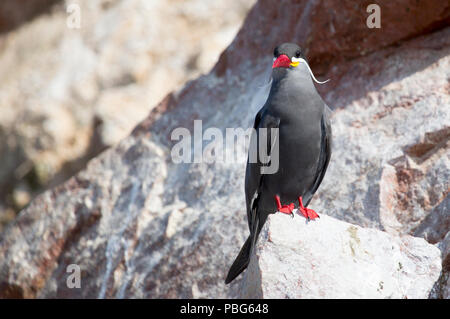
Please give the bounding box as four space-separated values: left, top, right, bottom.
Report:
0 0 449 298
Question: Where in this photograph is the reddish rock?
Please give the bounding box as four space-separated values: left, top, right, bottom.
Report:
0 0 61 34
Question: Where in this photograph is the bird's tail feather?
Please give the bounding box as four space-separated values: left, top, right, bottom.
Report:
225 235 252 284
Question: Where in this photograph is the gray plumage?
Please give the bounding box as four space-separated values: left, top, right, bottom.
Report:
225 43 332 284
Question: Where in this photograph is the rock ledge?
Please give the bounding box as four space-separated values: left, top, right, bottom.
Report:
241 213 442 299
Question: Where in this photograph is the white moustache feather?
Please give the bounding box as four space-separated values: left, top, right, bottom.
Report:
292 57 330 84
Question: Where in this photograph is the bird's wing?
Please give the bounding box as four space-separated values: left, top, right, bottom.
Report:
245 109 280 233
303 105 332 206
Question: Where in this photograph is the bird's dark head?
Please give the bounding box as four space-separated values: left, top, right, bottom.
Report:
272 43 306 69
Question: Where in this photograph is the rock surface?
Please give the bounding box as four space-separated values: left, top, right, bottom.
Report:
0 0 255 230
0 0 449 298
241 213 441 299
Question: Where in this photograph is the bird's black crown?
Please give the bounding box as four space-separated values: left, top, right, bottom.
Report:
273 43 305 60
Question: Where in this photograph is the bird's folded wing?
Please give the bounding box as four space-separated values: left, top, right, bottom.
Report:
303 106 332 206
245 110 280 232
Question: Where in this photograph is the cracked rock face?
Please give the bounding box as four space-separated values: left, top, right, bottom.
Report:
0 0 449 298
241 213 442 299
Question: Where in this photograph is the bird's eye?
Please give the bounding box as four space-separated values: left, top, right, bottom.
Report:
295 51 301 58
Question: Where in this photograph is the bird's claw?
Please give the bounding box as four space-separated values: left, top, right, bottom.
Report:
274 195 295 216
278 204 295 215
298 207 319 220
297 196 320 220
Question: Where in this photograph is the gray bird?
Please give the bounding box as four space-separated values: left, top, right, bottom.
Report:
225 43 332 284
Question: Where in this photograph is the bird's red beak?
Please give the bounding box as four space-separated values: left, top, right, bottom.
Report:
272 54 291 69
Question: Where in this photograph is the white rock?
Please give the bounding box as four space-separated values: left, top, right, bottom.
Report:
241 213 442 299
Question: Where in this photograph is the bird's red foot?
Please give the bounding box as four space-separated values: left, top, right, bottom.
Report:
275 195 295 216
298 196 320 220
